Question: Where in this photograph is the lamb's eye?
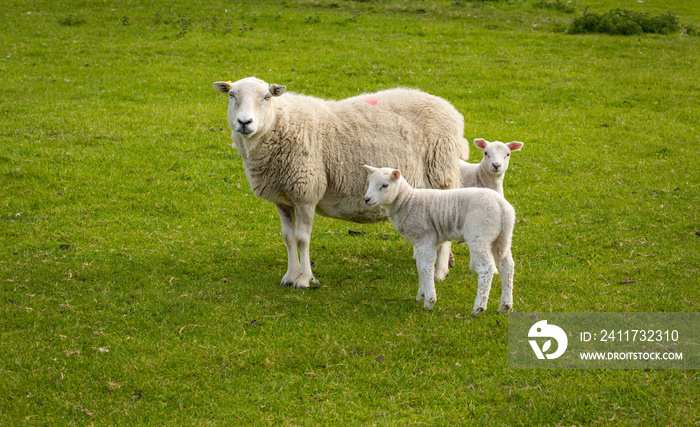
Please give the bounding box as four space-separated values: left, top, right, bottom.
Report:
506 153 510 157
229 92 236 99
380 184 388 190
264 94 271 101
484 152 489 157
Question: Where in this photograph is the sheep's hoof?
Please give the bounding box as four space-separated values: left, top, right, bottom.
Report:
498 304 512 313
416 294 425 302
280 280 294 287
471 307 485 317
293 275 318 289
448 251 455 269
293 280 311 289
423 298 436 310
434 270 448 282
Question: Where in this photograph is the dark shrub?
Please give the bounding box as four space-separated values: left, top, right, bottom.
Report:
568 9 680 36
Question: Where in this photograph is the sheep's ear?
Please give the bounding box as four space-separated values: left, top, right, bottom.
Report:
391 169 401 181
213 81 232 94
269 84 286 97
474 138 489 150
363 165 378 175
507 141 524 152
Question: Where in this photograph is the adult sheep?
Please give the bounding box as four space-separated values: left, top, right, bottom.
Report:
213 77 469 289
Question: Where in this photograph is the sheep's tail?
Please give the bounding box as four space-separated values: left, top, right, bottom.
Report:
496 199 516 259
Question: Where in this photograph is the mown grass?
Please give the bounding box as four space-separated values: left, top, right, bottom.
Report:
1 0 699 424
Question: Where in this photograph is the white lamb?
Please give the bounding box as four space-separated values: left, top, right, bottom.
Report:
459 138 524 196
213 77 469 289
363 165 516 315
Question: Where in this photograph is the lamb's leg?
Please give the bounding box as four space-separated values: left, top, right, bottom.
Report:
435 242 452 282
415 246 437 310
414 246 425 302
469 245 497 317
293 203 317 289
275 204 299 287
472 269 494 317
496 250 515 313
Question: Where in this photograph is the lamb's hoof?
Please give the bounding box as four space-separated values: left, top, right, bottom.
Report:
435 270 448 282
498 304 512 313
293 275 318 289
423 298 436 310
448 251 455 269
472 307 485 317
281 272 299 287
416 292 425 302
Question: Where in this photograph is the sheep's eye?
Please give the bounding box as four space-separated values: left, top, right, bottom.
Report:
484 152 489 157
229 92 236 99
264 94 271 101
380 184 388 190
506 153 510 157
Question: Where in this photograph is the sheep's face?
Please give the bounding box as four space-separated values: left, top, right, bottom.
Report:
363 165 402 207
213 77 286 139
474 138 524 176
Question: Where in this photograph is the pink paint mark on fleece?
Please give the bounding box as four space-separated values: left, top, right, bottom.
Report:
365 97 379 106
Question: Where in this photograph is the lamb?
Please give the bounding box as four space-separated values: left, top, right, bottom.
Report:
213 77 469 289
459 138 524 196
363 165 516 315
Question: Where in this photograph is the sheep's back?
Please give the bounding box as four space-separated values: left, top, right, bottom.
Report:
243 90 467 223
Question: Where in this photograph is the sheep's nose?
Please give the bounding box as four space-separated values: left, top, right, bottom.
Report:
492 162 502 170
364 197 371 204
238 118 253 126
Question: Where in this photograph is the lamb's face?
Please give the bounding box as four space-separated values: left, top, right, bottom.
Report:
475 139 524 177
363 166 402 207
213 77 286 139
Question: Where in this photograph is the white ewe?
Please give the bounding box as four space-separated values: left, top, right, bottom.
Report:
459 138 524 196
363 165 515 315
214 77 469 289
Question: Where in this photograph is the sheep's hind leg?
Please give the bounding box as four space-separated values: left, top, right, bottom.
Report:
292 203 318 289
275 204 300 287
496 250 515 313
469 246 497 317
434 242 452 282
415 246 437 310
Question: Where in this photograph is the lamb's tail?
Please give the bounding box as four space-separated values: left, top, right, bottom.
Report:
495 199 516 259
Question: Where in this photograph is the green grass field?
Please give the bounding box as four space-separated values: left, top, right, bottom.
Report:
2 0 699 424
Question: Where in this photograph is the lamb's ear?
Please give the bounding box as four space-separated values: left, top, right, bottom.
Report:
269 84 286 97
391 169 401 181
363 165 378 175
474 138 489 150
213 81 232 94
507 141 524 152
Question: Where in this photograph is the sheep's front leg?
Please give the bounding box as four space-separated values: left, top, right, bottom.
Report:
275 204 300 287
293 203 318 289
435 242 452 282
415 246 437 310
414 246 425 302
496 250 515 313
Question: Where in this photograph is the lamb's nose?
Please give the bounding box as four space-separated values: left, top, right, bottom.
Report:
492 163 502 170
238 118 253 126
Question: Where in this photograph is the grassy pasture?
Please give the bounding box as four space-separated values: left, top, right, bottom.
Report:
1 0 699 424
